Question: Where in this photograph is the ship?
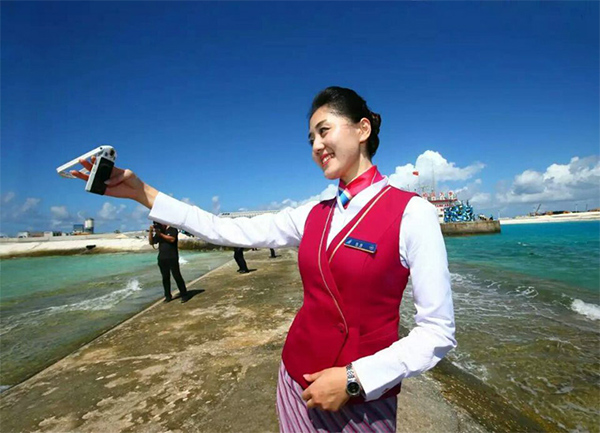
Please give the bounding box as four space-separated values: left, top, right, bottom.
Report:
417 189 500 235
420 190 459 222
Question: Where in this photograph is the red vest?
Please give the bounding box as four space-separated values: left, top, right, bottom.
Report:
281 186 416 400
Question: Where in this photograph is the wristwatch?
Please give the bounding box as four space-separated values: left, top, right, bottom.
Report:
345 363 362 397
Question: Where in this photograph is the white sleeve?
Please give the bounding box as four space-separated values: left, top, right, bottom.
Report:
148 192 317 248
352 196 457 401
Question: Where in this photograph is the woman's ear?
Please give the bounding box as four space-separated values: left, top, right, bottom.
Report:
358 118 372 143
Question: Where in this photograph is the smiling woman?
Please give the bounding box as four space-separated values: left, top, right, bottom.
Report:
71 86 456 433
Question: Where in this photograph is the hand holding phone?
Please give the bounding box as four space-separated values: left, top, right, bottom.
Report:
56 145 117 195
60 146 159 209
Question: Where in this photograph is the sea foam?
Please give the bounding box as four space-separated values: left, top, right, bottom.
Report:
570 299 600 321
50 279 143 312
1 279 144 336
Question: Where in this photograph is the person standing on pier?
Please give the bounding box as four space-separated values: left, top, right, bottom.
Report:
149 222 189 303
74 86 455 432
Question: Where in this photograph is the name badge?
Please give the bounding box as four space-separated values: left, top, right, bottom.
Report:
344 237 377 254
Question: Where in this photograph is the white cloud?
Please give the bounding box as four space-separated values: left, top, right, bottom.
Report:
20 198 41 213
182 197 195 206
2 192 15 203
497 156 600 204
470 193 492 207
211 196 221 214
262 184 337 211
448 179 492 208
97 202 127 220
265 198 300 210
388 150 485 190
302 184 338 204
49 205 71 228
131 204 149 222
50 206 70 219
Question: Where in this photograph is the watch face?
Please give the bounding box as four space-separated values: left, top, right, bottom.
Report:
347 382 361 396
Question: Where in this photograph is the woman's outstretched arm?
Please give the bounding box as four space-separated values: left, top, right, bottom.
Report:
72 157 316 249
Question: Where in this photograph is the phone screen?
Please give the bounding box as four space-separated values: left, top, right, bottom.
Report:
87 157 115 195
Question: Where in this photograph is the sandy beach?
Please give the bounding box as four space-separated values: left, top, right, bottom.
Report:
0 249 493 433
0 233 150 258
0 232 211 258
499 210 600 225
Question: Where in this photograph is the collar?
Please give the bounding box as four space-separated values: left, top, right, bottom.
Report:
338 166 384 209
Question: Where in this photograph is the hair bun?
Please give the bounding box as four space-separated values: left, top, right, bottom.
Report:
370 112 381 134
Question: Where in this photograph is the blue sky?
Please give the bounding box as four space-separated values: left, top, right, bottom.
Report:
2 1 598 235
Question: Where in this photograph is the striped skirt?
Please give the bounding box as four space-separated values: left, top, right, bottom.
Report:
276 362 397 433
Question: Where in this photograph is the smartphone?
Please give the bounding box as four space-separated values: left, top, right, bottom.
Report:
86 152 115 195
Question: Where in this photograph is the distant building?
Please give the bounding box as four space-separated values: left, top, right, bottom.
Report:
17 231 29 238
73 224 84 234
84 218 94 234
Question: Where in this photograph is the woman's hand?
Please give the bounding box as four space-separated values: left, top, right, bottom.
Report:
71 157 158 209
301 367 349 412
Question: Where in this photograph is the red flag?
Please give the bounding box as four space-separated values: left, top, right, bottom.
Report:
412 171 419 176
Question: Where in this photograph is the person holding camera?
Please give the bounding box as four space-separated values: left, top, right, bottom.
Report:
74 87 455 432
149 222 189 303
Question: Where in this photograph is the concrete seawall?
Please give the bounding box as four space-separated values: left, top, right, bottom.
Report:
0 249 487 433
441 221 501 236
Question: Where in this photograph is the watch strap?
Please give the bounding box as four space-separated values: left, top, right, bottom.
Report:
345 363 362 397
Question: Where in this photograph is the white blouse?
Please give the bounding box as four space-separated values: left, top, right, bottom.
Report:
149 177 456 401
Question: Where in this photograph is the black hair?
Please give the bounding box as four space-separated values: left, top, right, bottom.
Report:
309 86 381 158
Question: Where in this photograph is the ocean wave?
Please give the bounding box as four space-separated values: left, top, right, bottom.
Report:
447 351 490 381
178 257 188 265
570 299 600 321
49 279 142 313
506 286 539 299
0 279 143 336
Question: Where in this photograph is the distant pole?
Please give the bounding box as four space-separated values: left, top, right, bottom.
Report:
575 203 578 213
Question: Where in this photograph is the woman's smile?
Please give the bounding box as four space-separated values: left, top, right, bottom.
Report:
321 153 334 166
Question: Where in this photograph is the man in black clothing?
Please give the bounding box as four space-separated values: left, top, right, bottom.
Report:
233 247 249 273
149 222 189 303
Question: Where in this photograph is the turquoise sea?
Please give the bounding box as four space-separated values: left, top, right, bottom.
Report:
401 221 600 432
0 250 232 390
0 222 598 431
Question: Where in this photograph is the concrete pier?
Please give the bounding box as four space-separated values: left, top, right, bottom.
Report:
441 221 501 236
0 249 487 433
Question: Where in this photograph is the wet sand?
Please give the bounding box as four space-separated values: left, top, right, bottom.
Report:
0 249 489 433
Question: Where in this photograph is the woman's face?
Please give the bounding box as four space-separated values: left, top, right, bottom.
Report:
308 106 363 181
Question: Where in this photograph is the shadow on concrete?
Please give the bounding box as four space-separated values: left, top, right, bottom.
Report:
236 269 258 274
176 288 205 301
